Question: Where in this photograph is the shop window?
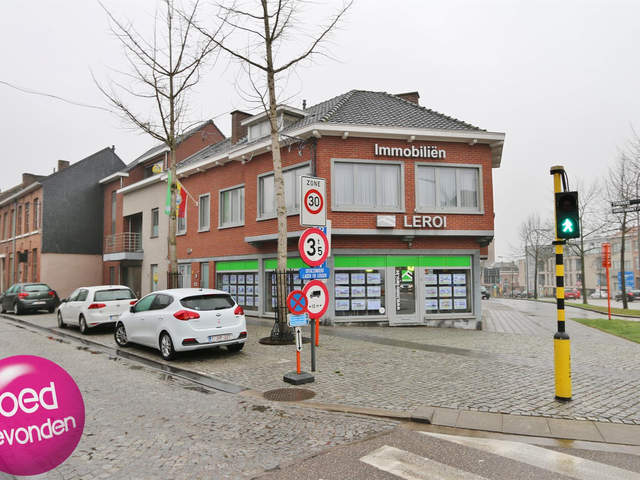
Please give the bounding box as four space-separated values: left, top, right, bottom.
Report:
332 160 403 212
151 208 159 237
258 164 310 218
218 271 259 311
220 186 245 227
334 269 386 317
416 164 481 213
199 194 210 231
424 269 472 314
264 272 308 313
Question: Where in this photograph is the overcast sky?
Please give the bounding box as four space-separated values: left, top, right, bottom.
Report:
2 0 639 258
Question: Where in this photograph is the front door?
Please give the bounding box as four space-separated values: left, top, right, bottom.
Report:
389 266 418 325
178 265 192 288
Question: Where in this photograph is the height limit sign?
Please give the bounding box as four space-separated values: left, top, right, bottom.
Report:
300 176 326 227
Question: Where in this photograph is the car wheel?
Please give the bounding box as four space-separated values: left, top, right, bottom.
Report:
13 303 21 316
114 323 129 347
159 332 176 361
227 343 244 352
79 315 89 335
57 311 66 329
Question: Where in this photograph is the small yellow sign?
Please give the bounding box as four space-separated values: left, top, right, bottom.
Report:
152 163 163 174
153 273 158 283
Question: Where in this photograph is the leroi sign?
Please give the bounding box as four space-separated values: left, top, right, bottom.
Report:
377 215 447 229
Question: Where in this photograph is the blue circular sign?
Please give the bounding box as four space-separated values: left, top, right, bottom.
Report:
287 290 307 314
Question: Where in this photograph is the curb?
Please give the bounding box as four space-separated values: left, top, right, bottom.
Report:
522 298 640 319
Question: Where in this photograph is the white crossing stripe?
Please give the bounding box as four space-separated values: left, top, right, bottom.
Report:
360 445 488 480
421 432 639 480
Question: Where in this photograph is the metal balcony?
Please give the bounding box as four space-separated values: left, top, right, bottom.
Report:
103 233 143 261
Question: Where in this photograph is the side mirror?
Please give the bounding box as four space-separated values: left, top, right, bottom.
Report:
60 298 67 303
129 306 135 313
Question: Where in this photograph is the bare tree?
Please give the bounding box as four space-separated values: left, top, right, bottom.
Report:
516 212 553 299
193 0 352 338
95 0 218 276
565 178 609 303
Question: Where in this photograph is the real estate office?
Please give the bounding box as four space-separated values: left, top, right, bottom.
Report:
105 90 505 329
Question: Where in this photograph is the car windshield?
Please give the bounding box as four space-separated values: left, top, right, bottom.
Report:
24 284 51 292
94 289 136 301
180 294 235 311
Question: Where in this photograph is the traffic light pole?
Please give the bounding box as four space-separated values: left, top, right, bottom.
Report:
550 166 572 401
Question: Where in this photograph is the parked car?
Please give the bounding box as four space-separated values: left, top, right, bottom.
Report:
114 288 247 361
508 290 522 298
565 289 581 300
57 285 137 334
1 283 59 315
589 289 610 299
480 286 490 299
614 289 640 302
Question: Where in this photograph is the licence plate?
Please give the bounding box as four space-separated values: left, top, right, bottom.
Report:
110 315 120 321
32 301 46 305
208 334 232 343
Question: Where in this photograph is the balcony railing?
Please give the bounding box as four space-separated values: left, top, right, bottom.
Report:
105 233 142 254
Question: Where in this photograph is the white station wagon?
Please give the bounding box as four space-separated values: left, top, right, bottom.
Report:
57 285 137 334
114 288 247 360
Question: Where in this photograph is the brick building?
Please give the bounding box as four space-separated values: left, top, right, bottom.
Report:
0 148 125 297
105 90 504 329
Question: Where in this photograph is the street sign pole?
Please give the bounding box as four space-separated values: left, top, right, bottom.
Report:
550 165 572 401
310 318 316 372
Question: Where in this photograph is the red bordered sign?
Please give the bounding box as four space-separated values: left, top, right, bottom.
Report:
286 290 307 315
303 280 329 319
299 228 329 267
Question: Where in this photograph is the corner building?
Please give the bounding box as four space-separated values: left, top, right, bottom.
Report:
170 90 504 328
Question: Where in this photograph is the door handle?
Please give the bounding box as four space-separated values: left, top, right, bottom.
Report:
158 316 164 320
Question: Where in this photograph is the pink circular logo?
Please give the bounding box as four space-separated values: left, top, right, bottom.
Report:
0 356 85 476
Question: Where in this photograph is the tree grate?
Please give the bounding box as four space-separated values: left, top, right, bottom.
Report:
263 388 316 402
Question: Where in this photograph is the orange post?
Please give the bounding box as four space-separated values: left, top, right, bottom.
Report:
606 264 611 320
296 350 301 374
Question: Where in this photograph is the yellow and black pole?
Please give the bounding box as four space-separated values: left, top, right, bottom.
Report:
550 166 572 401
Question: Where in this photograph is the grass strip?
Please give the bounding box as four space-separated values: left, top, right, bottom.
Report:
573 318 640 344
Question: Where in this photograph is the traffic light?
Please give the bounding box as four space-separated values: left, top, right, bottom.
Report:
555 191 580 239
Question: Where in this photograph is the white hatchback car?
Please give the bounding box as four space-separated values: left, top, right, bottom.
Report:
114 288 247 360
57 286 137 334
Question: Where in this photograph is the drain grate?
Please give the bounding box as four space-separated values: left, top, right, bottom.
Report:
263 388 316 402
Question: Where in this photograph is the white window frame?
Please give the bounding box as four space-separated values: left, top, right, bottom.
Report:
219 184 245 229
414 162 484 214
330 159 405 213
198 194 210 232
177 204 187 235
151 208 159 237
257 162 310 220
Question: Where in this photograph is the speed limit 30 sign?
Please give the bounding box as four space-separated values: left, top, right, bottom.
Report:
299 228 329 267
300 176 326 227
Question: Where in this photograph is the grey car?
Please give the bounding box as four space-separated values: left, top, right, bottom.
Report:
1 283 59 315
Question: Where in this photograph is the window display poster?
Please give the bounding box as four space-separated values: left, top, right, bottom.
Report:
454 286 467 297
272 297 277 308
230 285 237 294
425 274 438 285
351 299 366 310
246 286 254 295
246 296 254 306
230 275 237 284
367 273 381 284
425 299 438 310
239 275 245 284
439 299 453 310
335 300 350 311
367 286 381 297
453 273 466 285
454 299 467 310
221 285 229 293
439 286 452 297
425 286 438 298
238 296 245 305
438 274 452 285
254 284 259 294
246 274 253 284
271 285 277 295
367 299 381 310
223 274 229 284
238 286 245 294
335 287 350 298
335 273 350 284
294 274 302 285
351 286 365 297
351 273 365 284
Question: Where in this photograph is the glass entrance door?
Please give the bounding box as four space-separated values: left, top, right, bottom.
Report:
390 266 418 325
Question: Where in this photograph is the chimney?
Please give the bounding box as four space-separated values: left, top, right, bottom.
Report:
57 160 70 172
22 173 39 186
231 110 252 145
395 91 420 105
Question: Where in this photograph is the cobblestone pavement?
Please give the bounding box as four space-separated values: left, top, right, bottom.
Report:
0 323 397 479
3 297 640 428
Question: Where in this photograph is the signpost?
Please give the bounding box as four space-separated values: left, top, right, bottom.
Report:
300 176 326 227
602 243 612 320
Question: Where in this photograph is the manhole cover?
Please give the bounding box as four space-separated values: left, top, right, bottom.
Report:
263 388 316 402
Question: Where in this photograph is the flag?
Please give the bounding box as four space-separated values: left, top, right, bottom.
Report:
176 181 187 218
164 172 172 215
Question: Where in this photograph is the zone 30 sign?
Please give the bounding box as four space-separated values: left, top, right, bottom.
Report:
300 176 326 227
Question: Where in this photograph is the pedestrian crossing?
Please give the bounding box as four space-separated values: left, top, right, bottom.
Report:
360 432 638 479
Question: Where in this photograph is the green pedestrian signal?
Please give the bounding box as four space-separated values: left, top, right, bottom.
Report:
555 191 580 239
